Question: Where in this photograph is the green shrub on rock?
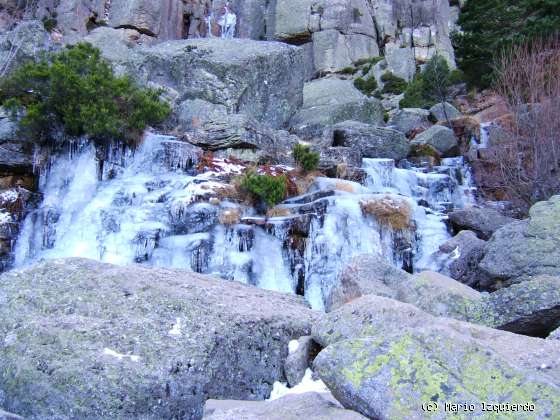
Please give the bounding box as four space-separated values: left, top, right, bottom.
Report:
399 55 451 110
293 144 320 172
354 76 378 96
381 72 407 94
241 171 287 208
0 42 171 146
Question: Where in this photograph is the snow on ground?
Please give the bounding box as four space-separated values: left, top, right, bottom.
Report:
267 369 329 401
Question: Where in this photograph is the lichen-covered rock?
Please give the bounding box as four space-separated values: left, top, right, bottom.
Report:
479 196 560 287
314 330 560 419
290 78 384 145
478 276 560 337
312 295 560 418
384 43 416 81
449 207 516 240
203 392 367 420
388 108 432 136
410 125 458 157
403 270 483 320
0 258 318 419
332 121 410 160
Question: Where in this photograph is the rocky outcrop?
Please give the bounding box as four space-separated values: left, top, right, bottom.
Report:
312 295 560 419
411 125 458 157
291 78 384 145
449 207 516 240
0 258 318 419
479 196 560 287
203 392 367 420
332 121 410 160
86 30 305 130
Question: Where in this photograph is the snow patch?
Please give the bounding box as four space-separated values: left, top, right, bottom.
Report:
288 339 300 354
103 347 140 362
267 369 329 401
169 317 183 337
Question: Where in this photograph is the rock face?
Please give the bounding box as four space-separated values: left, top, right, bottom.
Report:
449 207 516 240
0 20 52 75
87 31 305 130
312 295 560 419
479 196 560 287
0 258 317 419
291 78 384 145
203 392 367 420
332 121 410 160
410 125 458 157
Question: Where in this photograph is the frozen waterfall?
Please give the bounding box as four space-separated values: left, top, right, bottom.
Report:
13 133 476 310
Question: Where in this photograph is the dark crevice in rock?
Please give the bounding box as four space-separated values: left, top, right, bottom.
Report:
114 24 156 37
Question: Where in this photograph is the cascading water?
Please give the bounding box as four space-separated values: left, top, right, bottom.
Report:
13 133 477 310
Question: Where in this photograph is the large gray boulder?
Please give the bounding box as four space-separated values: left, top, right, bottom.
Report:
0 409 22 420
0 258 317 419
183 114 299 162
478 276 560 337
312 295 560 419
87 30 305 129
328 254 560 336
429 102 461 122
325 253 409 312
388 108 432 136
449 207 516 240
332 121 410 160
203 392 367 420
434 230 488 289
284 336 321 387
410 125 458 157
479 196 560 287
291 78 384 145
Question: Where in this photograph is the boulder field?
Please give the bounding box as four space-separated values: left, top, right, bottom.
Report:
2 256 560 419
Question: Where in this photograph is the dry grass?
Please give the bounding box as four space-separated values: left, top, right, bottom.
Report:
218 208 242 225
266 207 291 218
360 195 412 230
335 181 356 193
294 171 321 195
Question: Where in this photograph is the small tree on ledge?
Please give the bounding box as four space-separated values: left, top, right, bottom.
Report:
0 43 171 147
